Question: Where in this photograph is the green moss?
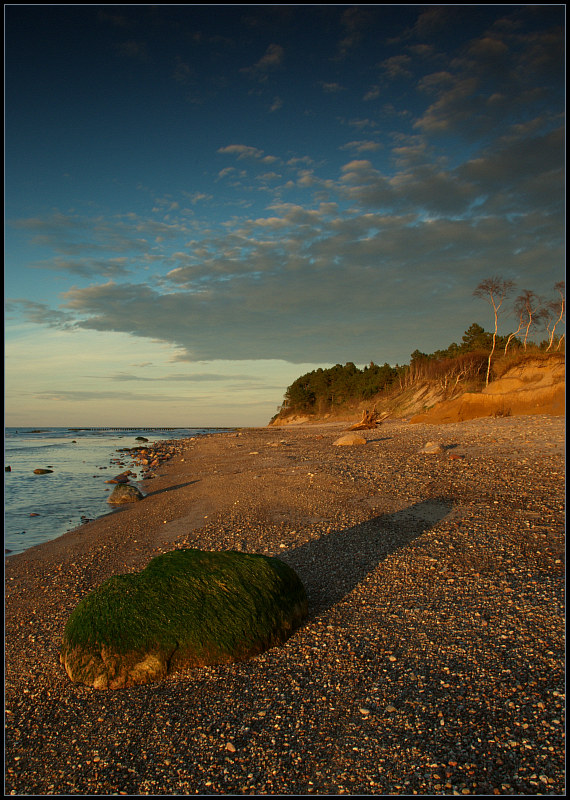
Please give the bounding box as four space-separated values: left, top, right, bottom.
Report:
62 549 307 667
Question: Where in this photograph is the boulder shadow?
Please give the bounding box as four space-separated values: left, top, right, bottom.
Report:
280 497 454 618
144 480 199 497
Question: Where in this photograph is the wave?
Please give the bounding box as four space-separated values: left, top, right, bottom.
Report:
4 441 71 452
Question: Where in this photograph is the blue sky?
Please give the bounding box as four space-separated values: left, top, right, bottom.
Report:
5 5 565 426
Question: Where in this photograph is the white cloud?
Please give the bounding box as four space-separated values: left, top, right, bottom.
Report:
218 144 266 160
341 140 383 153
217 145 279 165
381 54 413 79
319 82 344 93
241 43 284 80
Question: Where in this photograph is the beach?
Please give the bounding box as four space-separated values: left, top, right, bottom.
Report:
5 415 565 795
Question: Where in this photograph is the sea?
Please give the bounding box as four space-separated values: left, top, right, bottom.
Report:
4 427 230 557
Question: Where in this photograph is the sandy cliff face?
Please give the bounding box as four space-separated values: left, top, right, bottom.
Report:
409 357 565 424
270 413 313 427
272 356 565 426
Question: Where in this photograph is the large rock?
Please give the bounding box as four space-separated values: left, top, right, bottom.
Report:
60 548 308 689
333 434 367 446
107 483 144 504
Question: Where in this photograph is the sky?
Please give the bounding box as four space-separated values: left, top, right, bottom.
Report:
5 5 565 427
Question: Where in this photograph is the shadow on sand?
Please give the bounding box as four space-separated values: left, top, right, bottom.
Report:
281 497 455 618
143 480 199 498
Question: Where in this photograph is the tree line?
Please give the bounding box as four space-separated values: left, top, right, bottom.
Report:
278 279 565 417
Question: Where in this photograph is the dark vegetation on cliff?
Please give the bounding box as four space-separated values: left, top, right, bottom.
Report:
273 323 565 422
274 278 565 422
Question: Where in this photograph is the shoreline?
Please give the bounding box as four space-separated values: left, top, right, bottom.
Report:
4 428 234 559
5 416 565 795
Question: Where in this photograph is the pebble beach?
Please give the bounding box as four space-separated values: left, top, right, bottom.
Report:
4 415 565 796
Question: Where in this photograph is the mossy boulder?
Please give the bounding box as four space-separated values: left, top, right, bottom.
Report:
60 548 308 689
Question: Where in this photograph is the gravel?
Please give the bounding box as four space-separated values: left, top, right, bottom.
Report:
5 415 565 795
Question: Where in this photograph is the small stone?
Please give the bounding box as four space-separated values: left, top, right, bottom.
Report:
225 742 236 753
104 472 131 484
420 442 445 454
386 705 397 713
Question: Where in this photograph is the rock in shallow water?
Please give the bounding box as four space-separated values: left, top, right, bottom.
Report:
104 471 134 485
107 483 144 504
60 548 308 689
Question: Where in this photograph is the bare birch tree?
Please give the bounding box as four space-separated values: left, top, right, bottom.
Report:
473 276 515 385
545 281 565 351
503 310 523 356
515 289 541 351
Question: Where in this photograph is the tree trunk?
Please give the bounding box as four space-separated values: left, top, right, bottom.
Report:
347 409 390 430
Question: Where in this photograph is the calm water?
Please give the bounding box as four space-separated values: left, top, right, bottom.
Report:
4 427 229 557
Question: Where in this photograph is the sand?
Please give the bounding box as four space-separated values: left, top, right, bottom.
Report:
5 415 565 795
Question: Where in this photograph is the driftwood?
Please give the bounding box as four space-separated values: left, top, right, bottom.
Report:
346 408 390 431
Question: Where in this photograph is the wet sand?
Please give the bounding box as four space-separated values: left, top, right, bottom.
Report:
5 416 565 795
